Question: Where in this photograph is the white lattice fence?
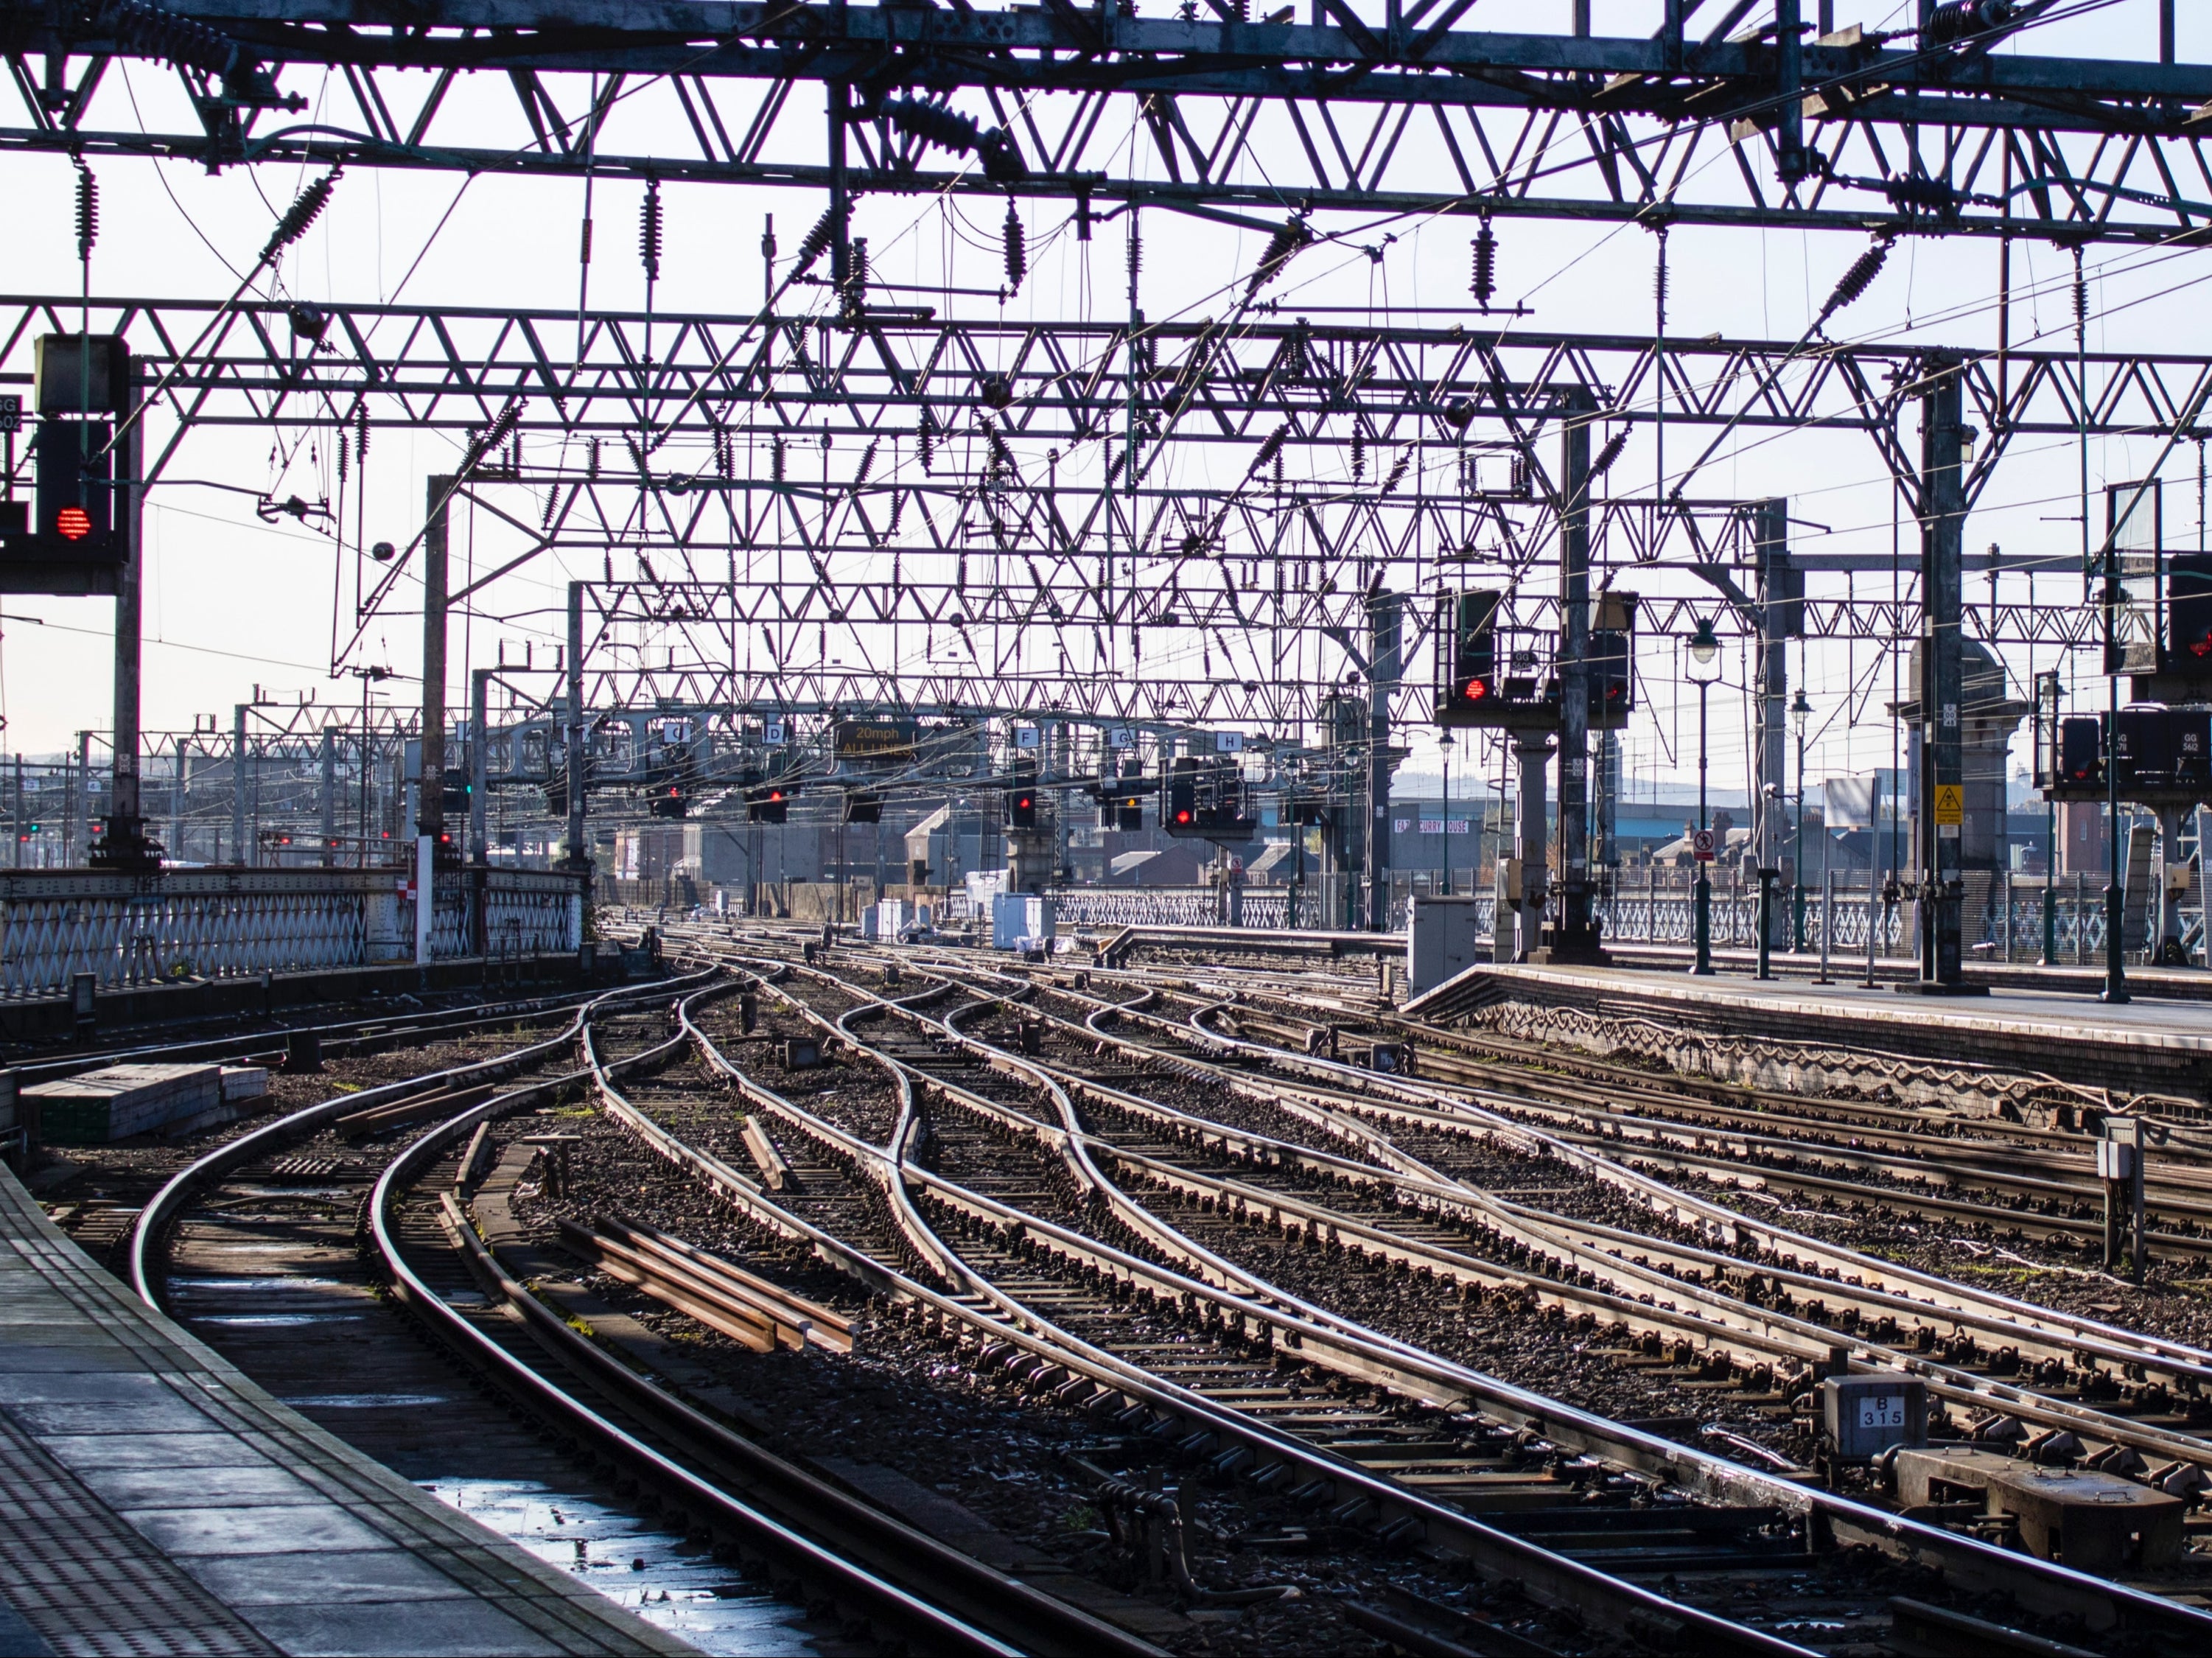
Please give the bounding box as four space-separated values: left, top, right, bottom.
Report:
0 869 584 1000
0 881 368 997
483 878 581 955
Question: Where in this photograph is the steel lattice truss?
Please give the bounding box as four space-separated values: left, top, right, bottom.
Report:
10 290 2210 482
0 290 2171 722
5 1 2212 242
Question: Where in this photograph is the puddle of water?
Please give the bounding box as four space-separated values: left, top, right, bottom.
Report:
170 1277 347 1293
286 1393 452 1409
422 1478 820 1656
191 1312 365 1327
226 1185 355 1199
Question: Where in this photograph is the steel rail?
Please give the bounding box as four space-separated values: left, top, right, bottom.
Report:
1045 987 2212 1382
1312 1031 2212 1217
662 951 1833 1656
127 971 707 1309
891 968 2212 1490
1083 1114 2212 1487
1007 966 2208 1371
689 943 2212 1648
867 954 2212 1482
1102 985 2212 1381
370 989 1045 1658
17 980 620 1087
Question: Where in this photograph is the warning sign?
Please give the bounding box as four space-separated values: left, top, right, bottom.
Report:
1691 828 1716 864
1934 784 1964 827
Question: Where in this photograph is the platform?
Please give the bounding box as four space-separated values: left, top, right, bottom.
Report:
1409 961 2212 1109
0 1162 697 1658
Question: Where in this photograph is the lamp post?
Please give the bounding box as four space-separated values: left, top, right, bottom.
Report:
1687 618 1721 976
1791 687 1811 952
1438 730 1454 896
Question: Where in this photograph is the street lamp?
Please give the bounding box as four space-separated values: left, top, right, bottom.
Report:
1791 687 1811 952
1686 617 1722 976
1438 730 1454 896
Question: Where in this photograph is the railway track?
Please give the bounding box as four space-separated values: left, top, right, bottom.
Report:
967 964 2212 1431
1083 961 2212 1256
612 928 2212 1657
32 980 642 1270
127 973 1071 1657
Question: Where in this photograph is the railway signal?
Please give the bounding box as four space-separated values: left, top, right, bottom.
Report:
1435 590 1500 724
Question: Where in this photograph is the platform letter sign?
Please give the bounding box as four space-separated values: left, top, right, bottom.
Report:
1216 731 1245 754
0 394 18 434
1858 1392 1909 1431
763 721 786 746
1106 726 1135 750
1015 726 1042 749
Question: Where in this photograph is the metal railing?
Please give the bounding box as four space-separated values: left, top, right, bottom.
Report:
0 868 583 1000
996 870 2179 971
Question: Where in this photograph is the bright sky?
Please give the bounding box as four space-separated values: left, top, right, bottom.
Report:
1 0 2203 802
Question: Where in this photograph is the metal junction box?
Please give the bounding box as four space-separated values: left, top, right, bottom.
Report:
1819 1374 1928 1461
1407 895 1482 993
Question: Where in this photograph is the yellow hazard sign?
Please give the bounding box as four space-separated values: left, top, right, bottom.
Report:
1934 784 1964 826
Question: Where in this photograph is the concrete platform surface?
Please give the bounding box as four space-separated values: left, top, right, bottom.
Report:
1413 961 2212 1105
1480 962 2212 1050
0 1162 699 1658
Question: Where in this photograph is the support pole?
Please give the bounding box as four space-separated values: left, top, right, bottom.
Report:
1775 0 1805 182
2155 805 2190 965
1819 871 1833 983
1754 499 1791 956
319 727 335 866
1550 389 1600 960
96 372 156 873
827 83 851 291
472 668 491 865
1908 355 1979 994
1513 731 1553 962
1365 590 1401 931
566 581 589 881
416 474 452 967
1757 867 1777 980
231 704 247 867
1864 773 1883 987
1693 680 1712 974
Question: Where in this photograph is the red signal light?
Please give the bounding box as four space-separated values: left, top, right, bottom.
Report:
1175 808 1194 825
55 506 92 541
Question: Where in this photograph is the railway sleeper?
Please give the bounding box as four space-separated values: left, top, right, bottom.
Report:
690 955 2212 1654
